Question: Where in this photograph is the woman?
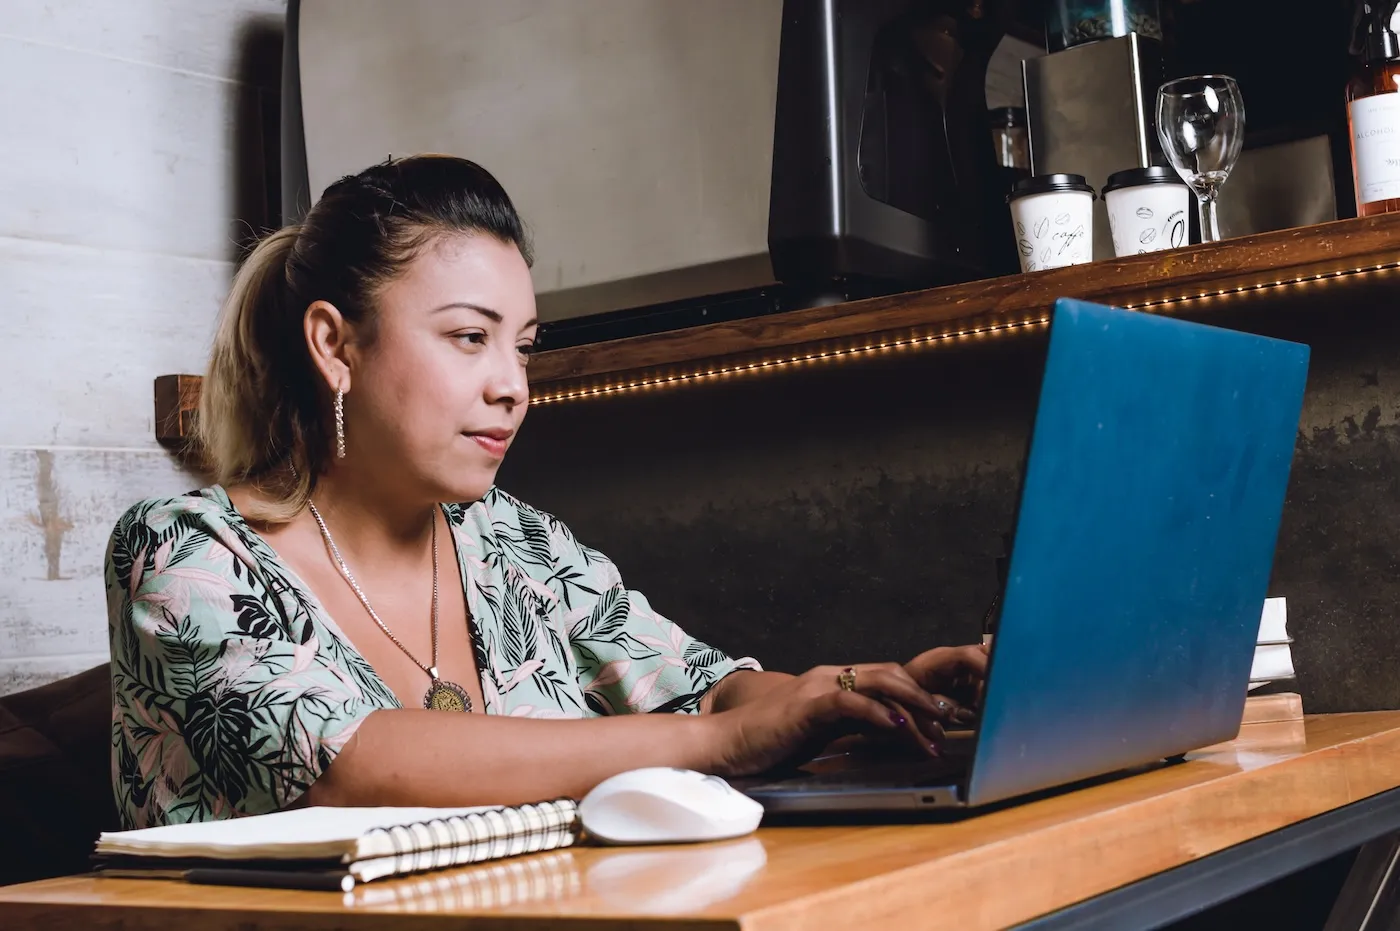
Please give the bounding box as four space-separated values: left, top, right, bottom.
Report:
106 156 986 829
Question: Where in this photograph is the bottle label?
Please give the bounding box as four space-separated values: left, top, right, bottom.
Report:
1351 94 1400 204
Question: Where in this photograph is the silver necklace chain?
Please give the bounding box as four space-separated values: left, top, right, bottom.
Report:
307 501 443 681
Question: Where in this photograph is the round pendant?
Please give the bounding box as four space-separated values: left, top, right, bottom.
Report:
424 678 472 713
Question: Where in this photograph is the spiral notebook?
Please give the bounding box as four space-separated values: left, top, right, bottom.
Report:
93 800 579 891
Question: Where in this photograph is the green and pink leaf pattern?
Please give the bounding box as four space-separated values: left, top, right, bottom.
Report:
107 486 757 828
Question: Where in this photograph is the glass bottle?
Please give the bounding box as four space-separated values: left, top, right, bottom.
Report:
1348 2 1400 216
989 107 1030 171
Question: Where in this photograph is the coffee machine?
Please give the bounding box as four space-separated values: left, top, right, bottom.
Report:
769 1 1010 304
1022 32 1165 260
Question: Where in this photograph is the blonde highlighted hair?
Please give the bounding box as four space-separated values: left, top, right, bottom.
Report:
195 155 533 523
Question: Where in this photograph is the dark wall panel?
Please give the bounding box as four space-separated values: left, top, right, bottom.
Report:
502 289 1400 713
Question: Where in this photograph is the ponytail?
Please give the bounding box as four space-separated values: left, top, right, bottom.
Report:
197 226 316 523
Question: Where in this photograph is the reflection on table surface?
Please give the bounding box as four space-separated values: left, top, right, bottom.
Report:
346 836 768 915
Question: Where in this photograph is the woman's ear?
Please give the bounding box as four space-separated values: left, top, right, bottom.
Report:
304 299 354 393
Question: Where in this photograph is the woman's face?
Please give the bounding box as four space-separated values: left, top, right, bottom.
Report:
342 232 538 504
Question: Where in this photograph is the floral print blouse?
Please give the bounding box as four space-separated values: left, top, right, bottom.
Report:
105 485 759 829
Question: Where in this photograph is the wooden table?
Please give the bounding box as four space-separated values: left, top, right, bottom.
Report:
5 713 1400 930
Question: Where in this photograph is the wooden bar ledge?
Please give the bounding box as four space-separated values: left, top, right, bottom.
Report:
154 214 1400 442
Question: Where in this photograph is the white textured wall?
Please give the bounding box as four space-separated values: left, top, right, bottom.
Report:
0 0 285 694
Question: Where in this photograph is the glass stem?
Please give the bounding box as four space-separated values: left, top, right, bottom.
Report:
1197 193 1222 244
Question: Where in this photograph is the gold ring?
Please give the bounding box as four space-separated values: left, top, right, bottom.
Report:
837 667 857 691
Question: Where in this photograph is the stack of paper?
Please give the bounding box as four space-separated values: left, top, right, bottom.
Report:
1249 597 1294 690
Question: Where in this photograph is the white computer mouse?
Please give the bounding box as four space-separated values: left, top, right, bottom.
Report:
579 768 764 845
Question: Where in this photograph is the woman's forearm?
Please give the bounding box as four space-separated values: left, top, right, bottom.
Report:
702 670 796 713
302 709 722 808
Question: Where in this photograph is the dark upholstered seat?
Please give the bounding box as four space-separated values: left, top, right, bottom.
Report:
0 664 118 886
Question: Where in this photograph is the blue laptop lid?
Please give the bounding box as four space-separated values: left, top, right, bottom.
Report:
966 299 1309 807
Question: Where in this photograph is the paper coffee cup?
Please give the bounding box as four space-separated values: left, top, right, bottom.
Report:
1006 174 1095 273
1103 166 1192 257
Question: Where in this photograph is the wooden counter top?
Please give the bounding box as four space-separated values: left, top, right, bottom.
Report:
526 212 1400 393
5 712 1400 930
153 214 1400 440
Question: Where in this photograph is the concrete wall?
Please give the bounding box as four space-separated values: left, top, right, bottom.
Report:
0 1 284 694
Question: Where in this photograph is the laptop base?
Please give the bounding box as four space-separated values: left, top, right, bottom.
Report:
739 753 1191 817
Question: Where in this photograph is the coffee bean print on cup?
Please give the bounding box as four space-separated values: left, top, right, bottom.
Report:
1103 166 1193 258
1006 174 1096 273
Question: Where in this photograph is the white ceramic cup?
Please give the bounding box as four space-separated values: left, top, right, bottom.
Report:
1103 166 1192 257
1006 174 1096 273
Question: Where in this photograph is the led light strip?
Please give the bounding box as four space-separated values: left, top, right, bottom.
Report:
1125 260 1400 310
530 317 1051 405
531 260 1400 406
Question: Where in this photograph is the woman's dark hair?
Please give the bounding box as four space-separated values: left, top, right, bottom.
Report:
197 155 533 521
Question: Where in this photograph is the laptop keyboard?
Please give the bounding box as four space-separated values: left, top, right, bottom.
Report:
742 757 968 793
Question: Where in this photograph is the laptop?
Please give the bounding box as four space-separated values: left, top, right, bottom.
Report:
737 298 1310 813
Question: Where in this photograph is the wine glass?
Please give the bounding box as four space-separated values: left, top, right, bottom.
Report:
1156 75 1245 243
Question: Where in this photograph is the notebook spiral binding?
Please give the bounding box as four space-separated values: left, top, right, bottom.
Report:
360 799 581 879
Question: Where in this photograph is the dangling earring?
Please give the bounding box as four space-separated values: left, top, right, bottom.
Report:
334 388 346 459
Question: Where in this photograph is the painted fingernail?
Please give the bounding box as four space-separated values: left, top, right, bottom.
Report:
928 743 942 757
890 712 907 726
954 708 978 724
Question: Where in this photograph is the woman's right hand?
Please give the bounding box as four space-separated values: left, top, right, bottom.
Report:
703 663 954 777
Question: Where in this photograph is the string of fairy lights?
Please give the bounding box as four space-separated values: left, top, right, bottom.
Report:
528 260 1400 406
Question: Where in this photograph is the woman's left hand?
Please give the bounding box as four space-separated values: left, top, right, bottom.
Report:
902 643 989 727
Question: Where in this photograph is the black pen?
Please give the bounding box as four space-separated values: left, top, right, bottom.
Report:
982 589 1001 648
186 867 356 893
983 552 1008 648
